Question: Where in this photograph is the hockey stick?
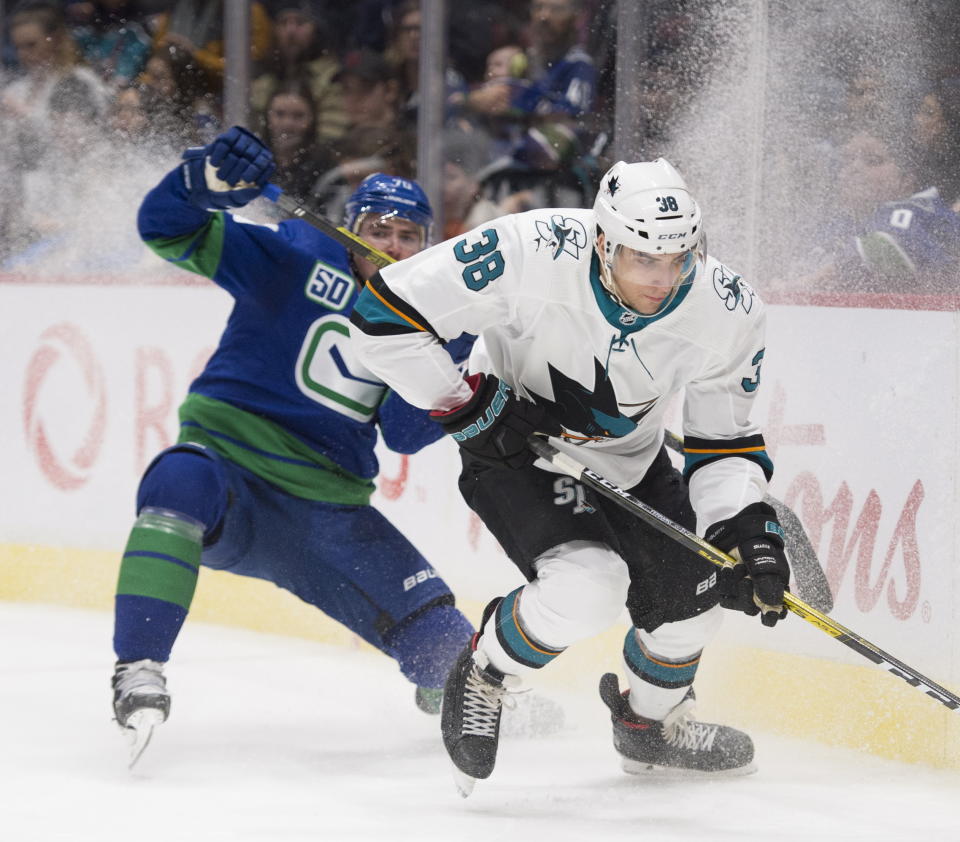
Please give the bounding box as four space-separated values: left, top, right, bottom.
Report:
262 184 395 269
662 430 833 613
263 185 835 613
527 435 960 713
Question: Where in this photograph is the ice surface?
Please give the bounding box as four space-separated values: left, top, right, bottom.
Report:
1 602 956 842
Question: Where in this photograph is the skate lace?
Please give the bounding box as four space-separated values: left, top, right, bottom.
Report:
461 663 518 738
662 697 718 753
115 660 167 698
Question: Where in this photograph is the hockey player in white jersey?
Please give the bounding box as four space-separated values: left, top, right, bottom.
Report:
349 158 790 790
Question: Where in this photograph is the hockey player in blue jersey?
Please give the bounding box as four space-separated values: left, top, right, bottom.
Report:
111 126 475 763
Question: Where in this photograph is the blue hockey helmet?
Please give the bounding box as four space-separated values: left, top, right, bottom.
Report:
344 173 433 241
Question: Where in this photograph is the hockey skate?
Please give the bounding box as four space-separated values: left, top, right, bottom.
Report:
441 641 520 797
598 673 755 776
415 685 444 715
112 659 170 768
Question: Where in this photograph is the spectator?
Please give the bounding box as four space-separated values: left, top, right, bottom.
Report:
519 0 595 120
138 45 204 144
383 0 467 129
337 48 401 132
2 2 109 133
854 187 960 292
110 82 152 142
261 77 336 202
70 0 151 88
150 0 272 100
2 0 112 247
251 0 347 143
313 124 416 223
907 80 960 203
440 128 505 239
792 130 960 293
461 0 595 195
318 51 414 215
466 0 594 127
453 42 527 161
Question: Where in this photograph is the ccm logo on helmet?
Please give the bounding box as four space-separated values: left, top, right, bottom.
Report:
658 232 689 240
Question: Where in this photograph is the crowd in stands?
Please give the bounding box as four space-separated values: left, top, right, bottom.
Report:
1 0 959 292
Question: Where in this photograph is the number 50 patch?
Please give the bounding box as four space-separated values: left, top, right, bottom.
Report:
305 260 356 311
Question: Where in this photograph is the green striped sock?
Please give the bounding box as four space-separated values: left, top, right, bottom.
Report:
115 508 204 611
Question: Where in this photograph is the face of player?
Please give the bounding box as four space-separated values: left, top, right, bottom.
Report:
606 237 692 315
353 214 425 280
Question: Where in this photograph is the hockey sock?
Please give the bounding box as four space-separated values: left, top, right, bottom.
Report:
383 601 475 688
478 586 566 677
622 627 699 720
113 508 204 663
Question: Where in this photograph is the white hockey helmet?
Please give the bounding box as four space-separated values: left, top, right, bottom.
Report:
593 159 704 306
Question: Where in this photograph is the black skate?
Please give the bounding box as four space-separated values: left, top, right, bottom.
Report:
440 640 520 797
598 673 755 775
112 659 170 768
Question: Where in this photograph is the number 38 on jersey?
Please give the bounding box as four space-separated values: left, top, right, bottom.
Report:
453 228 506 290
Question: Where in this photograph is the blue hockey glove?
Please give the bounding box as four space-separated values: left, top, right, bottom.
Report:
181 126 276 211
705 501 790 627
430 373 561 470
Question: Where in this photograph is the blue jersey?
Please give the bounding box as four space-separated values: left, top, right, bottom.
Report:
138 167 464 504
855 187 960 278
512 45 595 118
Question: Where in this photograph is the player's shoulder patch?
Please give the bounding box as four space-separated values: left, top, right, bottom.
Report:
530 210 591 262
304 259 356 311
709 259 757 315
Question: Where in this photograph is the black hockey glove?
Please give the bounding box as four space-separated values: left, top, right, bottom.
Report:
430 373 561 470
705 501 790 627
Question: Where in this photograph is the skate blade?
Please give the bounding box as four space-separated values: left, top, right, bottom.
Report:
621 757 758 778
449 762 477 798
124 708 165 769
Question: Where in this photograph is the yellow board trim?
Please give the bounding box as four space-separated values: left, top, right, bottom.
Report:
3 542 957 769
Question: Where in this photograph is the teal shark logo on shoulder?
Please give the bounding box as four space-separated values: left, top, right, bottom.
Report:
713 265 755 313
534 214 589 261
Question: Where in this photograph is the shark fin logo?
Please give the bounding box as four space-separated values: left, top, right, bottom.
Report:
533 214 588 261
607 174 620 196
713 266 755 313
525 358 638 441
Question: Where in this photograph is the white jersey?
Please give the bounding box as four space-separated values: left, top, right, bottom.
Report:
351 208 771 530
